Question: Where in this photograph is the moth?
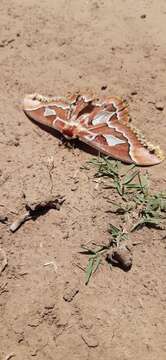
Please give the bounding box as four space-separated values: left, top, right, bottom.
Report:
23 92 164 166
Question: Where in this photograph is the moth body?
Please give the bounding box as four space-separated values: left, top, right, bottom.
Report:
23 93 164 166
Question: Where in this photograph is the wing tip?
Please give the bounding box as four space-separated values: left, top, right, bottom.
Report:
126 124 164 165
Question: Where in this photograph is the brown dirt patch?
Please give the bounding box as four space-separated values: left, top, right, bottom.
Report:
0 1 166 359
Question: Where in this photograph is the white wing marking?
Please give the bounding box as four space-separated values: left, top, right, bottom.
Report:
92 111 116 126
83 132 125 147
44 107 56 117
103 134 126 146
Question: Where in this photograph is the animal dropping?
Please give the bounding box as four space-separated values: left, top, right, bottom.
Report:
23 93 164 165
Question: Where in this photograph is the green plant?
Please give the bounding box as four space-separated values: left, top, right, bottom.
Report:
79 157 166 284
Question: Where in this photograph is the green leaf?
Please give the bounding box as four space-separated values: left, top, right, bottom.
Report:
125 183 143 189
123 170 139 185
143 217 160 225
109 224 120 237
135 193 146 203
131 219 145 231
131 216 160 232
138 173 149 195
92 256 101 274
114 177 123 196
80 245 97 255
85 257 95 285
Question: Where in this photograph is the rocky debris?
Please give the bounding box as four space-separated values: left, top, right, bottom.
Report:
155 102 164 111
106 246 132 271
81 332 99 348
63 281 79 302
9 195 65 232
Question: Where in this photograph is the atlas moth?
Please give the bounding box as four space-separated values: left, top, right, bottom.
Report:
23 92 164 166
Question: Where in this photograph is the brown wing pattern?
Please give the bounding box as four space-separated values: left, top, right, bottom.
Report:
23 93 164 165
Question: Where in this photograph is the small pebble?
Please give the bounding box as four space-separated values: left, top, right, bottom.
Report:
155 102 164 111
106 247 132 271
71 186 78 191
63 281 79 302
14 140 20 147
101 85 107 91
44 302 55 310
0 214 8 223
131 90 138 96
81 333 99 348
140 14 146 19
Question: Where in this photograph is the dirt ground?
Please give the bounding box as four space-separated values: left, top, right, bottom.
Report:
0 0 166 359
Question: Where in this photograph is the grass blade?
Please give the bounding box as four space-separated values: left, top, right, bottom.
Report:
138 173 149 195
92 256 101 274
85 257 95 285
123 170 139 185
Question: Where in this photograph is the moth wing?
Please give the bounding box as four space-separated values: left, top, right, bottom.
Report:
70 94 130 125
75 120 163 166
23 94 71 133
93 96 130 125
76 124 132 164
23 94 164 165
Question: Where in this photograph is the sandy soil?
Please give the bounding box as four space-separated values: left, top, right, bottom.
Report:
0 0 166 359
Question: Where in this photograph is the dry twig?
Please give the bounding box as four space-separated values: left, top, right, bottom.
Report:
0 248 8 274
4 353 16 360
10 195 65 233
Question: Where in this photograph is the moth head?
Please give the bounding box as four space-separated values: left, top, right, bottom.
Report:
23 93 44 111
23 93 57 128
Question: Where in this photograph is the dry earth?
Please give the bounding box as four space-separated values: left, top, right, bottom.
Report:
0 1 166 359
